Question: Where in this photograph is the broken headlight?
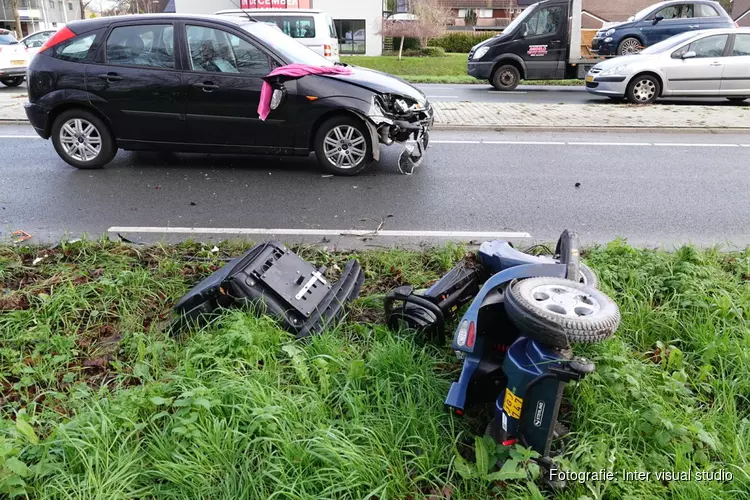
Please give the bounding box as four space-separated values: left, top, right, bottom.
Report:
375 94 424 117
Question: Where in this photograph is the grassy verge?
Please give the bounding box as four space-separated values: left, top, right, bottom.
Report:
342 54 583 86
1 240 749 498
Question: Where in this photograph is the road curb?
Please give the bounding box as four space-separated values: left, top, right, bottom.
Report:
431 124 750 134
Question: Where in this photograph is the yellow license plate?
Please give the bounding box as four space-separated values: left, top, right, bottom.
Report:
585 74 594 82
11 60 25 66
503 388 523 419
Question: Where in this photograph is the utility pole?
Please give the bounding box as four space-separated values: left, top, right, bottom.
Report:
10 0 23 38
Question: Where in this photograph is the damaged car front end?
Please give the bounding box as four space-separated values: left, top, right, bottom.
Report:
368 93 434 175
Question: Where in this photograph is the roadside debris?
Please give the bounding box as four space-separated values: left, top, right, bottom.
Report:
11 230 32 244
575 182 581 188
172 241 364 338
32 255 48 266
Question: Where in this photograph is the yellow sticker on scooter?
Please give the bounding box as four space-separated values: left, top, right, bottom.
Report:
503 389 523 419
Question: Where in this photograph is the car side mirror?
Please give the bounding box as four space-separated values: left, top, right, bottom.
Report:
270 87 286 111
681 50 696 59
652 15 664 25
521 23 529 38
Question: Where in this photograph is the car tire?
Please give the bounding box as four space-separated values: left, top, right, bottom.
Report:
504 277 620 349
51 109 116 169
626 74 660 105
0 77 24 88
617 37 643 56
314 116 373 176
727 97 747 104
491 65 520 91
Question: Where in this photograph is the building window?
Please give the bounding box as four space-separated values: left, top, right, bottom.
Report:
58 1 63 10
335 19 365 55
68 2 73 10
49 0 54 9
478 8 493 18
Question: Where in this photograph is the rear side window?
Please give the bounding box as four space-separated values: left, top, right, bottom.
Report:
328 16 337 38
732 34 750 56
106 24 175 68
254 15 316 39
697 4 720 17
51 32 100 62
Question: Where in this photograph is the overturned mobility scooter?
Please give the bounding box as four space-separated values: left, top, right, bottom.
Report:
385 230 620 480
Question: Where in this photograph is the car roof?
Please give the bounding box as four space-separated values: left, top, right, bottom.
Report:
66 13 248 34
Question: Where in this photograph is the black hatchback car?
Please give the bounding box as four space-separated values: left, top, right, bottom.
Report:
25 15 433 175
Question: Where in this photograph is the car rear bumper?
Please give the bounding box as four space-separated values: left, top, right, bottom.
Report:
24 102 50 138
468 61 494 80
0 67 27 78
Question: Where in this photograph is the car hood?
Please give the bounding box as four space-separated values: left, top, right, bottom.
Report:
594 54 644 70
324 66 427 104
598 20 635 32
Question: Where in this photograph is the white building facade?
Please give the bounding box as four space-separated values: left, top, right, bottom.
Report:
173 0 384 56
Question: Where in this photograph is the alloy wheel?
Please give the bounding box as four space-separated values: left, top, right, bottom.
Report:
632 79 656 103
620 38 642 55
323 125 366 169
59 118 102 162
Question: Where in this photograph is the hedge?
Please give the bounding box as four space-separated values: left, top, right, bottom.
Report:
429 32 500 53
402 46 446 57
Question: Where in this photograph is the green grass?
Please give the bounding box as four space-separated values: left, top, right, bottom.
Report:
342 53 584 86
1 239 749 498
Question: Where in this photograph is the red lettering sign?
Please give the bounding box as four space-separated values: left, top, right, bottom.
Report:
240 0 293 9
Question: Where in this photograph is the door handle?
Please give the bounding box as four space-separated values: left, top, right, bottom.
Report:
709 62 722 66
551 39 562 44
97 73 122 82
193 82 219 92
689 25 699 28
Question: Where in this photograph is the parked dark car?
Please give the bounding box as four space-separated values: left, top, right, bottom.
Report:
25 15 433 175
591 0 735 56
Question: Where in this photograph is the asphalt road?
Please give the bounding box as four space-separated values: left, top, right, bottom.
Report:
3 81 743 106
1 123 748 248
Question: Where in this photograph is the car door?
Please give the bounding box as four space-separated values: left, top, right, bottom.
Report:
85 22 186 143
720 34 750 95
181 22 288 150
664 34 729 94
645 4 698 46
516 4 566 79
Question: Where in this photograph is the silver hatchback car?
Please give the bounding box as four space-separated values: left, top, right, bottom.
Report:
585 28 750 104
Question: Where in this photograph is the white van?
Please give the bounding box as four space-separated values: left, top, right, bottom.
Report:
215 9 340 62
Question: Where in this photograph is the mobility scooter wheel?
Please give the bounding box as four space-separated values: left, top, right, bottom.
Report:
504 277 620 349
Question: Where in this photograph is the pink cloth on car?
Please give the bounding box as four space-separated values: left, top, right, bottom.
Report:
258 64 354 121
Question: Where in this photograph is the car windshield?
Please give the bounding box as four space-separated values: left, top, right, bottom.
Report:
503 4 537 34
0 33 18 45
640 31 698 54
240 21 333 66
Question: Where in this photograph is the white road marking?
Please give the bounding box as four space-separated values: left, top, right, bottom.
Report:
567 142 651 146
482 140 566 145
653 143 740 147
430 140 482 144
0 135 40 139
108 227 532 239
424 95 461 99
488 91 528 94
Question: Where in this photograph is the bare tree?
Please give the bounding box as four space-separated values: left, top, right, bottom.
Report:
380 0 452 59
80 0 94 19
10 0 23 38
